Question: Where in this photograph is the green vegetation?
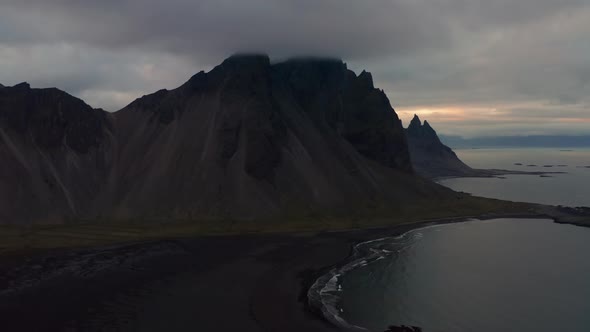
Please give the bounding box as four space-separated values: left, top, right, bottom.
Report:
0 196 537 254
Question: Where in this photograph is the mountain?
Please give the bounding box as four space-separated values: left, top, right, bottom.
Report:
0 82 114 223
0 55 457 225
440 135 590 149
107 55 434 221
405 114 473 178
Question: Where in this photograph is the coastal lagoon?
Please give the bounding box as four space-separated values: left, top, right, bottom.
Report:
316 149 590 331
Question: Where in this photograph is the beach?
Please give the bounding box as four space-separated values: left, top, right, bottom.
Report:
3 212 573 332
0 219 474 331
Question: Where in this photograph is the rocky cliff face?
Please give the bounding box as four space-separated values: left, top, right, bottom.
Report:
0 83 114 223
273 59 411 171
0 55 454 224
405 114 473 178
108 55 422 221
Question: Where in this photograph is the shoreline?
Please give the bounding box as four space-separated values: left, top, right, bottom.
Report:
432 168 566 182
305 209 590 331
306 215 559 331
0 210 588 331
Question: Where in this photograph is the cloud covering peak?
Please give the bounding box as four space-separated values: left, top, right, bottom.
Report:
1 0 589 136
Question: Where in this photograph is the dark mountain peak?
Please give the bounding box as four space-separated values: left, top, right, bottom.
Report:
117 54 411 174
0 54 460 224
406 116 439 141
220 53 271 70
0 84 109 153
405 116 473 178
358 70 374 89
0 83 4 88
207 53 274 97
270 58 410 171
273 57 348 84
277 56 345 66
406 115 438 138
122 54 275 123
409 114 422 129
12 82 31 90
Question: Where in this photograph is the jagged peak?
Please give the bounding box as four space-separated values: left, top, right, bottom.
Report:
358 70 374 89
408 114 422 129
406 115 440 138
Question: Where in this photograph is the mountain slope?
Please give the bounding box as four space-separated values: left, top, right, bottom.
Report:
107 55 440 221
1 55 458 224
0 83 114 224
405 114 473 178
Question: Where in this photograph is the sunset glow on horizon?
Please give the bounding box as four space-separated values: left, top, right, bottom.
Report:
396 101 590 137
2 0 589 138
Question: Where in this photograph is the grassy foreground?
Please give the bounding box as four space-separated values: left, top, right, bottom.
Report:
0 196 539 254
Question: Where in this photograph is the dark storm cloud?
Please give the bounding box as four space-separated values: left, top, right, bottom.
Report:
0 0 450 60
0 0 589 135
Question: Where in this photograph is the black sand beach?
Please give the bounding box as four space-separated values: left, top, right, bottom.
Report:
3 211 580 332
1 231 359 332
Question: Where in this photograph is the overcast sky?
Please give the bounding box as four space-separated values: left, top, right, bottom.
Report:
1 0 589 137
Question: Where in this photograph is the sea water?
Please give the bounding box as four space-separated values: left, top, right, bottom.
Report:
439 148 590 207
321 149 590 331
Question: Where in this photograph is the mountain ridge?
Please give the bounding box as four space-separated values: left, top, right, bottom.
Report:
0 82 114 223
0 54 458 224
405 114 474 178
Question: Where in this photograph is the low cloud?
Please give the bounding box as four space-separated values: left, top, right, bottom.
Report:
0 0 589 135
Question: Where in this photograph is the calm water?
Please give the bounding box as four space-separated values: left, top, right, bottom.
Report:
337 219 590 332
440 148 590 207
322 149 590 332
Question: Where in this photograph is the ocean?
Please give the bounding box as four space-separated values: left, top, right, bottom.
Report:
313 148 590 332
440 148 590 207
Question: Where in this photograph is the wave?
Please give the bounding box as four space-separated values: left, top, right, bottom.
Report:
307 222 473 331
